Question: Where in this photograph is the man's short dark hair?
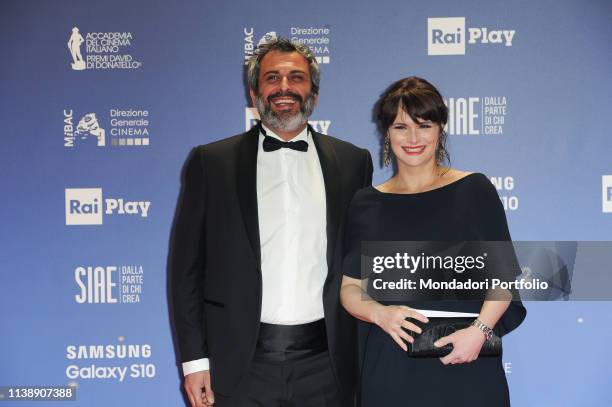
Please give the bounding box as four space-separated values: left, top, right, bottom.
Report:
246 37 320 96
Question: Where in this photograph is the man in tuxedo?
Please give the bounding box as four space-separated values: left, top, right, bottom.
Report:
171 37 372 406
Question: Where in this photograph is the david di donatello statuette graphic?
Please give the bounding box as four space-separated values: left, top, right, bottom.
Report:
68 26 85 70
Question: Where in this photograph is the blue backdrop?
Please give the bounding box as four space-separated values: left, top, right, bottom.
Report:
1 0 611 405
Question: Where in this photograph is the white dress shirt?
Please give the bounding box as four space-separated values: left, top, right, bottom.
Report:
183 124 327 375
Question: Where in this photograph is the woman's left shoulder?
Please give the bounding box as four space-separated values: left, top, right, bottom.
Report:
445 170 499 199
449 170 490 187
442 169 483 186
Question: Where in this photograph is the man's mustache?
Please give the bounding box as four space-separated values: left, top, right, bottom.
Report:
266 91 303 104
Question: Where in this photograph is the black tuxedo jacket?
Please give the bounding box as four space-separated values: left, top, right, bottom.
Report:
170 124 373 401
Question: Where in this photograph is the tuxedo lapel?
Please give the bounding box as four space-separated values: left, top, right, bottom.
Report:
236 125 261 268
310 128 342 270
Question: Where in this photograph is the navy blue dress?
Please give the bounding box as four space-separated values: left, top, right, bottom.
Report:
342 173 526 406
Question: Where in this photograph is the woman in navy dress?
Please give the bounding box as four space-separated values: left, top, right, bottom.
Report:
340 77 526 406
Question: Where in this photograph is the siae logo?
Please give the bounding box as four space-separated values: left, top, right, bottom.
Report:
444 96 508 136
603 176 612 213
428 17 516 55
75 266 118 303
65 188 151 225
74 265 144 304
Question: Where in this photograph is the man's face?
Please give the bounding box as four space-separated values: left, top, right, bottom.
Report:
250 51 317 132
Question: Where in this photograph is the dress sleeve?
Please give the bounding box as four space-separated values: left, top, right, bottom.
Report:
473 174 527 337
472 174 512 240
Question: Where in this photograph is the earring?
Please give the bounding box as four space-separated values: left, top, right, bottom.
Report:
436 130 447 165
383 134 391 167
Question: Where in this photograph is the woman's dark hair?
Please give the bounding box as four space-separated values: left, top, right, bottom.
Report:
374 76 450 165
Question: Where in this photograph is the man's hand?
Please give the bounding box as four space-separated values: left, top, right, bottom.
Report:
184 370 214 406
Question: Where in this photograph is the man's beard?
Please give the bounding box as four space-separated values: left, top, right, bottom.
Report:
255 91 316 132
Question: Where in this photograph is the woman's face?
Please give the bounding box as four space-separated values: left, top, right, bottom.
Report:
388 108 441 169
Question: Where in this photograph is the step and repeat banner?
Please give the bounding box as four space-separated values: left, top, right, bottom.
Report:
1 0 611 406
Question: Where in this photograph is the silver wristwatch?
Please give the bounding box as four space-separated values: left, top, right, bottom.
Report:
471 319 495 341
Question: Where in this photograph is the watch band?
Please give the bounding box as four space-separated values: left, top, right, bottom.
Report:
471 319 495 341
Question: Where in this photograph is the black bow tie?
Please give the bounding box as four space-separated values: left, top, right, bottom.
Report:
262 135 309 152
259 123 309 152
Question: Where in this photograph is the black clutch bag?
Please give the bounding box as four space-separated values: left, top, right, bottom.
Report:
405 317 502 357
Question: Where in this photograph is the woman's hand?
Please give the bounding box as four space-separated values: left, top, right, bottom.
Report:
371 305 429 351
434 325 486 365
